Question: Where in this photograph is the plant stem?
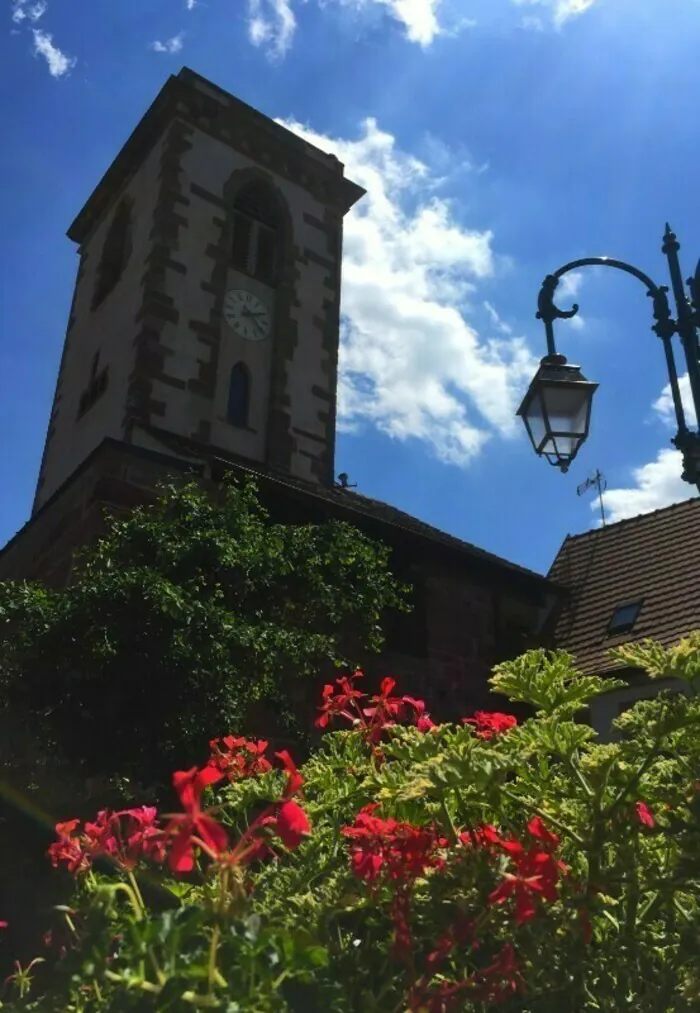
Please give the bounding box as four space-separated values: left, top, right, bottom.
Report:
207 925 221 996
439 798 460 847
501 789 584 845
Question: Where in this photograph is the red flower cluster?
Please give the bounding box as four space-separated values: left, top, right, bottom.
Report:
316 672 435 743
342 804 445 884
163 750 311 871
342 804 446 960
48 746 311 877
462 711 517 740
48 806 165 874
410 942 524 1012
208 736 272 780
481 817 567 926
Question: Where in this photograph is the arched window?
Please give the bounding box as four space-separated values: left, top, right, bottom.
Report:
230 181 281 285
92 200 132 309
227 362 250 427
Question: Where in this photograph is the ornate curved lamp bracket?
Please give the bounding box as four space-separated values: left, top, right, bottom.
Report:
536 257 665 360
536 274 580 325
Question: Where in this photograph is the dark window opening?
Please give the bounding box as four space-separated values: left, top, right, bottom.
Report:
92 200 132 310
227 362 250 427
230 182 281 286
77 354 109 419
607 601 643 636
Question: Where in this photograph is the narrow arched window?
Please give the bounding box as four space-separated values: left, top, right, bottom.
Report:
230 181 281 286
92 200 132 309
227 362 250 427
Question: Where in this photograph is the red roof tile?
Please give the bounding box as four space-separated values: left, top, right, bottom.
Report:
549 496 700 674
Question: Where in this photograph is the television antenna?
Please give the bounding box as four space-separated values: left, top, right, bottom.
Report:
577 469 607 527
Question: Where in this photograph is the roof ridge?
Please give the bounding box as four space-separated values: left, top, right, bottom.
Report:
563 493 699 542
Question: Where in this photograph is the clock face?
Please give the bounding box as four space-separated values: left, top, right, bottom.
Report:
223 289 271 342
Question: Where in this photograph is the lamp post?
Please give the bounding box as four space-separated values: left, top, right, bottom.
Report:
517 224 700 490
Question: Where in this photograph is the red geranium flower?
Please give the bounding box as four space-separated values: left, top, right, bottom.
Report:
635 801 655 828
48 807 166 874
48 819 90 874
463 711 517 740
316 673 436 743
342 806 442 885
527 816 559 851
208 736 272 780
162 765 228 873
489 846 565 925
460 823 503 851
226 750 311 864
275 800 311 849
315 671 366 729
472 943 524 1003
402 696 436 732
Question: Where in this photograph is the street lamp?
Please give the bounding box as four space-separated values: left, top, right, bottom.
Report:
517 225 700 489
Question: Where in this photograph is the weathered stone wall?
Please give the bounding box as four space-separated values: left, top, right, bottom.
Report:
34 135 168 511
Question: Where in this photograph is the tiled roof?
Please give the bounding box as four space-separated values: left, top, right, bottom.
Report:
548 496 700 674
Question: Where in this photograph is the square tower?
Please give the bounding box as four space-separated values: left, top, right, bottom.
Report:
33 68 364 512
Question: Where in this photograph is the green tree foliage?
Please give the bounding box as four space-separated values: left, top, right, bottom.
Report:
0 479 407 787
3 639 700 1012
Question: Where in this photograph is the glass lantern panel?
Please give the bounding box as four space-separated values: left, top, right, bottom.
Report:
542 383 591 437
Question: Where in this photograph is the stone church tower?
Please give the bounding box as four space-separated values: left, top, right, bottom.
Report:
33 68 364 514
0 68 558 721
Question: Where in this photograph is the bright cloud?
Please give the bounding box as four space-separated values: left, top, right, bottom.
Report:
32 28 75 76
653 372 694 428
12 0 46 22
278 116 538 467
602 448 696 524
515 0 599 28
245 0 597 57
186 0 197 7
247 0 296 57
596 373 699 523
150 33 184 53
332 0 442 45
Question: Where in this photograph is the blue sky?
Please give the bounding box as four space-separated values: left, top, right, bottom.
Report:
2 0 700 575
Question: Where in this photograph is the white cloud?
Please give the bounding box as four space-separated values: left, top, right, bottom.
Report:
653 372 694 428
150 33 184 53
32 28 75 77
186 0 197 7
332 0 442 45
247 0 296 57
602 448 696 524
556 270 583 300
514 0 599 28
520 14 544 30
278 116 538 467
244 0 597 56
12 0 46 22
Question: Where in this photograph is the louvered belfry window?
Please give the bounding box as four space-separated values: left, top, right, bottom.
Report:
230 182 280 285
